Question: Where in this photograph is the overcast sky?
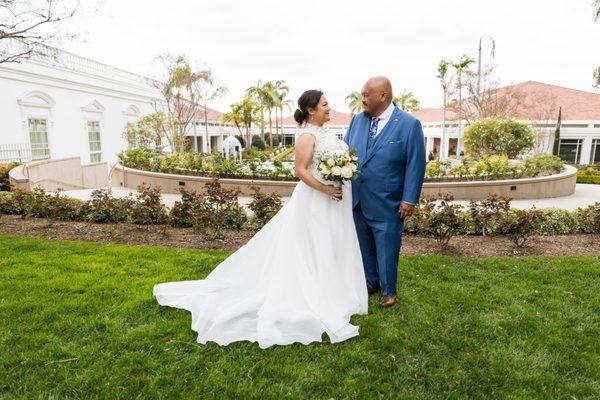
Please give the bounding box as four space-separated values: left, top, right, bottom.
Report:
62 0 600 114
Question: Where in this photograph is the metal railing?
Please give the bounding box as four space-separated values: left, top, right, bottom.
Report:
0 144 33 163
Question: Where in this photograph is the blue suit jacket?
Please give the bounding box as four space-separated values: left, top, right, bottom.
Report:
344 106 426 222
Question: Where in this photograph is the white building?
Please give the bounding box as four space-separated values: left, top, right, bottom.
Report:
282 81 600 165
0 40 246 166
414 81 600 165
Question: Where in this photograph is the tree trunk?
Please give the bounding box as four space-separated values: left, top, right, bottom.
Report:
268 108 273 148
203 103 209 153
457 70 463 158
441 89 447 160
260 109 265 141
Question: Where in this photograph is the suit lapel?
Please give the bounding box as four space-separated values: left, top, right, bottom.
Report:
365 107 402 163
357 114 370 163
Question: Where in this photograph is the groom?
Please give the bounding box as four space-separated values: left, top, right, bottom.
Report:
344 76 426 308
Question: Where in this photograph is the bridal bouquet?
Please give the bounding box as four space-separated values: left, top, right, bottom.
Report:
316 149 359 185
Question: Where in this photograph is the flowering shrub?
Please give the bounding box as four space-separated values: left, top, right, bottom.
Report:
463 117 535 159
424 155 563 182
118 149 296 182
577 166 600 184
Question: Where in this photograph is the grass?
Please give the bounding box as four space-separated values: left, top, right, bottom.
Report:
0 234 599 399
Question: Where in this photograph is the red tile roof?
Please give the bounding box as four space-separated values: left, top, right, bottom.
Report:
413 81 600 123
282 109 352 127
173 100 223 122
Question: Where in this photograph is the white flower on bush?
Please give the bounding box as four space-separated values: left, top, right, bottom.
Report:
331 166 342 176
341 166 353 179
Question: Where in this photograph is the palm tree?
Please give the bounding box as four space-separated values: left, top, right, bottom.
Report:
246 81 269 141
221 96 260 148
221 104 244 136
393 90 421 112
262 81 277 148
247 81 278 148
437 60 453 160
273 80 291 143
451 54 475 157
594 66 600 89
345 91 363 115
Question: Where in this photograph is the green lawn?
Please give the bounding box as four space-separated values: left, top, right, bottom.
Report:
0 234 599 399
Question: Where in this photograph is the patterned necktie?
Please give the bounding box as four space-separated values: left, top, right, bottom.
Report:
367 117 380 150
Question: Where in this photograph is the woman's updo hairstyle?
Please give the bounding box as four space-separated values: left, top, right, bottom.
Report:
293 89 324 126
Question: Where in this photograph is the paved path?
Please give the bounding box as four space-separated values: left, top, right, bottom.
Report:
61 184 600 212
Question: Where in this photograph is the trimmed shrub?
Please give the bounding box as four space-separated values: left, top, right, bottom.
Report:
0 191 21 215
0 162 19 191
169 188 203 228
129 183 169 229
190 176 247 239
423 194 462 248
468 193 512 236
87 188 132 223
523 155 564 177
247 186 283 229
251 135 266 151
536 208 580 235
463 117 535 159
497 208 544 247
575 203 600 234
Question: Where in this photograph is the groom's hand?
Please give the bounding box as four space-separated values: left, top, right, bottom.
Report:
398 202 415 219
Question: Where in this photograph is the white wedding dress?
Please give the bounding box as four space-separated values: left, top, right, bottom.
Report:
153 124 368 349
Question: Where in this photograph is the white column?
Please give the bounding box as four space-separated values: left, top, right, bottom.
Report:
442 135 450 160
581 135 593 165
425 135 434 158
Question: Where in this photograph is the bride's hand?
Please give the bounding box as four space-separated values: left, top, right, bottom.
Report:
322 184 343 201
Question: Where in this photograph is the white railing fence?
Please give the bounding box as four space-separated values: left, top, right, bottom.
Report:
0 144 32 163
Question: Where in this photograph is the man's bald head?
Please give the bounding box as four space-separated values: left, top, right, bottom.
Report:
361 76 393 117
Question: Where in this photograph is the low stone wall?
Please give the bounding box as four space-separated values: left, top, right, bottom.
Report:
421 165 578 200
112 164 578 201
111 164 296 196
9 157 109 191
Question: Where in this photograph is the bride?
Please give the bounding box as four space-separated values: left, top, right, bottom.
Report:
153 90 368 349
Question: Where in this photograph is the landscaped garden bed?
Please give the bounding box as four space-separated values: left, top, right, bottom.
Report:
118 150 566 184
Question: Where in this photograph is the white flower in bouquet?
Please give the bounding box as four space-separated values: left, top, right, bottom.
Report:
316 148 360 185
341 166 353 179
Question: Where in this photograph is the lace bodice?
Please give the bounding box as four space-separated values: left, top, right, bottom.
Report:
298 124 349 182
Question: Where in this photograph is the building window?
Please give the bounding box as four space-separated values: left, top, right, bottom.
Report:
558 139 583 164
87 120 102 162
27 118 50 160
591 139 600 165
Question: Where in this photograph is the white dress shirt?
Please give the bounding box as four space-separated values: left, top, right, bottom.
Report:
372 102 395 136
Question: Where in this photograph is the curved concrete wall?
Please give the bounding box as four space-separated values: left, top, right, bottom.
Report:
9 157 109 192
111 164 296 197
112 164 578 201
